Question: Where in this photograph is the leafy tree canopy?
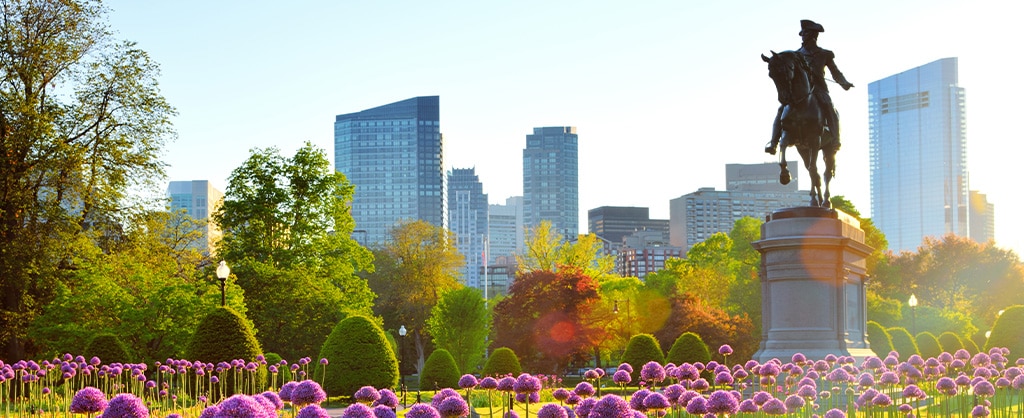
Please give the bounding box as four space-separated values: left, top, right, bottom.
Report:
426 287 490 374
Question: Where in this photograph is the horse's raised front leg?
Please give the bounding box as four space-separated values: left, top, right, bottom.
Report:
779 139 792 185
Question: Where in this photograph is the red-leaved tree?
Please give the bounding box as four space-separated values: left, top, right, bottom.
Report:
492 265 602 373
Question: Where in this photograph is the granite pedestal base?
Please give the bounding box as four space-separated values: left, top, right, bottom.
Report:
752 206 877 363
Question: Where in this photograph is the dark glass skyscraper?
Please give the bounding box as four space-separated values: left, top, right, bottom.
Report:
334 96 446 244
448 167 488 288
523 126 578 238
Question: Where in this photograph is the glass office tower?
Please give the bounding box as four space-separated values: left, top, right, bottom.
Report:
869 58 968 252
448 167 488 288
334 96 446 244
523 126 578 238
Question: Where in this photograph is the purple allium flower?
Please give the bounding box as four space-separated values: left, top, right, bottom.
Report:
784 394 805 411
1012 375 1024 390
199 406 219 418
458 374 478 389
684 395 707 415
823 408 846 418
609 370 631 386
972 404 991 417
873 393 893 407
216 395 267 418
738 399 758 413
718 345 733 356
253 394 278 417
552 388 571 402
99 393 148 418
355 386 381 404
297 404 332 418
761 398 787 415
291 380 327 406
432 388 461 409
504 412 520 418
642 392 670 410
690 378 710 392
513 373 542 394
437 396 469 418
280 381 298 402
573 381 596 398
628 388 650 411
373 405 397 418
617 363 633 373
974 380 996 397
480 377 498 390
373 389 399 409
714 371 734 386
663 384 684 404
584 369 600 380
537 404 568 418
319 358 328 366
514 392 540 404
640 361 666 383
588 395 631 418
496 377 516 392
261 391 284 410
406 404 441 418
574 397 598 418
878 371 899 385
566 392 582 406
707 390 739 415
936 377 957 395
674 364 698 381
70 387 108 414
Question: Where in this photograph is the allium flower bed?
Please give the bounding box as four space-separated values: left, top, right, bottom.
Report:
3 346 1024 418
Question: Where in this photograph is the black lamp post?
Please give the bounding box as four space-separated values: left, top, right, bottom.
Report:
907 294 918 336
398 325 407 406
217 261 230 307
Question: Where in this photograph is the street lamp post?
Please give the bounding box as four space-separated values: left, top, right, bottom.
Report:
216 261 230 307
908 294 918 336
398 325 407 406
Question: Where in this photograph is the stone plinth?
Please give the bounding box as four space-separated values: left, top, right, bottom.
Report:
752 206 877 363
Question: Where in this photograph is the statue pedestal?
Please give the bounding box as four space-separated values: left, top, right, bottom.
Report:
752 207 877 363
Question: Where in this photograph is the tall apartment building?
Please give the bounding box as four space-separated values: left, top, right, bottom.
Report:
669 162 806 252
969 190 995 244
334 96 446 244
617 229 682 279
448 168 488 288
869 58 969 252
523 126 578 238
485 196 524 297
167 180 223 254
588 206 670 245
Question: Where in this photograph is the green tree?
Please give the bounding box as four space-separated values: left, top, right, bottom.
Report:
830 196 888 273
726 217 763 335
83 333 131 365
426 287 490 375
214 143 375 360
420 348 461 390
365 219 464 373
665 332 710 366
915 332 943 359
318 316 398 397
0 0 176 360
482 347 522 377
517 221 617 280
620 334 664 382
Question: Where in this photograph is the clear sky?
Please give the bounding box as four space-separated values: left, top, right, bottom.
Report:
105 0 1022 256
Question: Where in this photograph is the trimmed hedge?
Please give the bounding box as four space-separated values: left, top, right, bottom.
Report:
915 331 942 359
985 305 1024 356
420 348 460 390
866 321 894 357
963 336 981 355
937 332 965 353
665 332 710 366
318 316 398 397
84 333 131 365
886 327 920 359
482 347 522 377
186 307 265 396
621 334 665 382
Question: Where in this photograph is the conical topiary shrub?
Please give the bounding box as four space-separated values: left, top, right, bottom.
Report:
84 333 131 365
186 306 265 397
318 316 398 397
665 332 710 366
963 336 981 354
621 334 665 382
984 305 1024 356
482 347 522 377
937 332 965 353
887 327 920 359
915 332 942 359
867 321 894 357
420 348 460 390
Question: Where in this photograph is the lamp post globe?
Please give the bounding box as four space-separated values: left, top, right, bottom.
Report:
216 261 230 307
907 294 918 336
398 325 407 404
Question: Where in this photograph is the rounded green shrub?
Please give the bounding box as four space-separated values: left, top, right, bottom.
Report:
665 332 710 366
867 321 894 357
264 353 293 389
620 334 665 382
915 331 942 359
482 347 522 377
963 336 981 354
420 348 460 390
886 327 920 359
318 315 398 397
937 332 965 353
84 333 131 364
187 307 265 396
985 305 1024 356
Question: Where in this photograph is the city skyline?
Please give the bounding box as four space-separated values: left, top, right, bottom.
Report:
108 1 1022 256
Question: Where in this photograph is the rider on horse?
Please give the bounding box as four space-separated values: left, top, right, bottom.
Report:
765 20 854 155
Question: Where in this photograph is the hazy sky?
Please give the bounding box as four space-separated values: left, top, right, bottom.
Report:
105 0 1022 256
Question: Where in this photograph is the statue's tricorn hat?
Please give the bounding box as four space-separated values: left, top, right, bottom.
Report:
800 19 825 34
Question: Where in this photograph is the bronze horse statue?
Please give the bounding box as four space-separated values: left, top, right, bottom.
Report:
762 50 837 208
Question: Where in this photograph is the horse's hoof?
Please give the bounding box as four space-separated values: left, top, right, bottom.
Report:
780 171 791 185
